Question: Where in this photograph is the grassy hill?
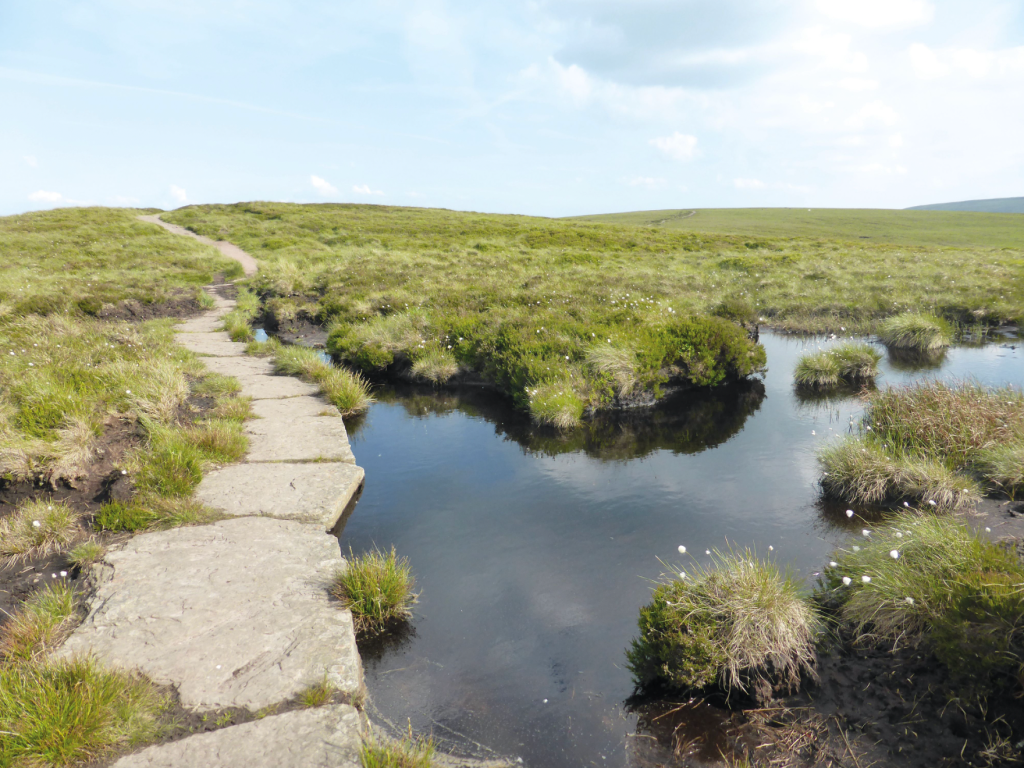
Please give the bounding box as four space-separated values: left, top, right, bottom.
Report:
906 197 1024 214
569 207 1024 249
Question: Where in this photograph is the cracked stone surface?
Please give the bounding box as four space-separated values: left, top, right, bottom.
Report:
200 356 275 378
112 705 362 768
175 314 226 333
251 395 342 420
245 416 356 464
60 517 363 711
197 463 364 530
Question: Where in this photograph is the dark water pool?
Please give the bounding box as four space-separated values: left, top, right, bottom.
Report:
335 333 1023 767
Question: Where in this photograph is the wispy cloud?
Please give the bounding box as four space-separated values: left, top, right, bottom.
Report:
311 175 338 196
353 184 384 196
170 185 188 203
649 133 698 161
24 155 37 168
734 178 766 189
28 190 62 202
627 176 667 189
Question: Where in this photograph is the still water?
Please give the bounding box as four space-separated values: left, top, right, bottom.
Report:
336 333 1023 767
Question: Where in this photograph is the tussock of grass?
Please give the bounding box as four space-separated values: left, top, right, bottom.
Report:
822 515 1024 696
586 343 639 397
359 732 435 768
627 549 820 704
0 657 166 767
221 286 260 342
819 380 1022 508
273 346 373 416
794 343 881 389
331 547 417 636
192 373 240 398
245 337 282 357
877 312 952 350
528 381 585 429
0 499 80 563
409 348 459 384
0 583 76 662
211 395 252 422
68 540 106 569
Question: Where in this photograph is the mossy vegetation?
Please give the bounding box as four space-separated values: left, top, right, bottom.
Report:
331 547 417 636
626 550 820 704
793 342 882 389
819 381 1023 508
0 583 76 662
359 732 435 768
821 515 1024 698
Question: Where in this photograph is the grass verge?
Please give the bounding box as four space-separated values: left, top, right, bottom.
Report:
877 312 952 350
0 499 80 563
626 549 820 704
0 583 76 662
272 345 373 416
360 732 435 768
331 547 417 636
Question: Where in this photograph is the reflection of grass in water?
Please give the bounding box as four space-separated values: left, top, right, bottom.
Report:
885 346 947 372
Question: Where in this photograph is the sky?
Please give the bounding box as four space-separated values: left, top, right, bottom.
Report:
2 0 1023 218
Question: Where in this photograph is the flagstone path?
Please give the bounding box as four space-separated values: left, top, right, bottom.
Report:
61 225 368 766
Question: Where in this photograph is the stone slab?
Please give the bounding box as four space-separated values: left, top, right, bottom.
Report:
176 314 227 333
196 462 364 530
245 416 355 464
200 356 275 378
178 333 246 357
236 374 320 400
252 395 342 420
60 517 363 711
112 704 362 768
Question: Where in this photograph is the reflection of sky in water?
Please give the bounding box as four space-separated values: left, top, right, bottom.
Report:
338 333 1024 768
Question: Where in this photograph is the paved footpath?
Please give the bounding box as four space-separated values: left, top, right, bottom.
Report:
61 226 368 766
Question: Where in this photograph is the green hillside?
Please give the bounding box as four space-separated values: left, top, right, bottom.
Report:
569 207 1024 249
906 197 1024 214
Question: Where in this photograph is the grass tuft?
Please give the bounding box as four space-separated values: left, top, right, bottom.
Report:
586 343 639 397
410 348 459 384
331 547 417 636
0 499 81 563
975 439 1024 497
0 583 76 662
273 345 373 416
299 677 334 708
626 549 820 704
68 540 106 569
794 343 881 389
359 732 435 768
877 312 952 350
821 515 1024 696
0 657 166 767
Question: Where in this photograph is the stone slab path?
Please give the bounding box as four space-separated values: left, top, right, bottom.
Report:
62 246 369 765
113 704 362 768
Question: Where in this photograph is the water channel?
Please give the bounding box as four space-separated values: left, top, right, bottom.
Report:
333 332 1023 768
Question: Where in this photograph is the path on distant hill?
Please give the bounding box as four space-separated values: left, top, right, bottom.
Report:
138 214 258 276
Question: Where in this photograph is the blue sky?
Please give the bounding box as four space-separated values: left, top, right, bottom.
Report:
2 0 1022 217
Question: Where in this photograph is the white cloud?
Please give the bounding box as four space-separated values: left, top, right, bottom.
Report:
170 185 188 203
310 175 338 196
627 176 667 189
908 42 948 78
910 43 1024 80
888 133 904 148
112 195 141 205
353 184 384 196
734 178 766 189
28 190 62 202
24 155 37 167
815 0 934 29
794 27 868 73
847 100 899 128
649 132 698 161
839 78 878 91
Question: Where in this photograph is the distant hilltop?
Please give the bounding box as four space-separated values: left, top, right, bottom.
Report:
907 196 1024 213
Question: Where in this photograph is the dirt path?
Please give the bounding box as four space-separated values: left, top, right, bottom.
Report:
138 214 258 276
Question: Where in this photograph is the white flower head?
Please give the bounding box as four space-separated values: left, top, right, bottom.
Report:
32 520 41 528
60 570 67 577
842 576 852 586
862 575 872 583
829 561 838 567
895 532 903 539
889 550 900 560
905 596 915 605
852 545 860 552
678 571 687 580
928 499 937 506
903 501 910 508
677 545 686 554
862 529 871 537
846 509 854 518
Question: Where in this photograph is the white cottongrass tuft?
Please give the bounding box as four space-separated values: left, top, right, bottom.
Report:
677 545 686 554
829 561 838 568
862 575 872 583
846 509 854 518
889 550 900 559
842 576 852 586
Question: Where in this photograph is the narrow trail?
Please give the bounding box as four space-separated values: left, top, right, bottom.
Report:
138 214 259 276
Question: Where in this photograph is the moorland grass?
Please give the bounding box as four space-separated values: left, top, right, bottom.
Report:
0 207 241 317
331 547 416 636
819 381 1023 508
222 286 261 342
299 677 334 708
821 515 1024 695
0 583 76 662
626 550 820 704
0 657 166 768
68 540 106 569
272 345 373 416
359 732 435 768
793 342 881 389
877 312 952 350
0 499 80 564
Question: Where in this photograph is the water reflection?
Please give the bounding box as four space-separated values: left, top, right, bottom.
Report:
885 346 947 371
368 380 766 461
